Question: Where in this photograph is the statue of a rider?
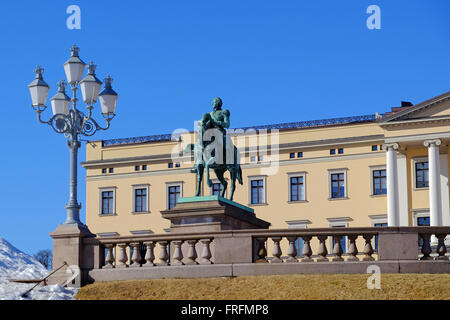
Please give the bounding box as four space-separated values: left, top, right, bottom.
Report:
188 97 242 200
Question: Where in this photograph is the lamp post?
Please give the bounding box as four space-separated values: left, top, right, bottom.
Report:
28 45 118 228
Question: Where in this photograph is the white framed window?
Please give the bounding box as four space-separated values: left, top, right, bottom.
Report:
248 175 267 205
166 182 183 209
288 172 306 202
369 214 388 251
369 165 387 196
327 217 351 253
286 220 311 258
412 157 429 190
412 210 430 226
210 179 227 197
328 168 348 199
132 184 150 213
99 187 116 215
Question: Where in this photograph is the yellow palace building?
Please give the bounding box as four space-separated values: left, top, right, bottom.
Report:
82 91 450 241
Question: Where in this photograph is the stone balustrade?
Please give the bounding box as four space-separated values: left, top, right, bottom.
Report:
98 235 213 268
75 227 450 285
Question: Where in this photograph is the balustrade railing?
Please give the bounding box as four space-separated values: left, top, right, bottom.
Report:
99 236 213 268
93 227 449 270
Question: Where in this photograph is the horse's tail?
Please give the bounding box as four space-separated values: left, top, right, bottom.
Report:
237 164 243 185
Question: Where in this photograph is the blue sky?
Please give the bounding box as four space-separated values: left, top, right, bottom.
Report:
0 1 448 255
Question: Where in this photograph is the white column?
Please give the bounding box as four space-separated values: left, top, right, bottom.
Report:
439 154 449 226
383 143 400 226
424 139 442 226
397 154 409 226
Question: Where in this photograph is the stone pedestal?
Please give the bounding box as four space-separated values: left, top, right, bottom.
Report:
49 223 96 287
161 195 270 233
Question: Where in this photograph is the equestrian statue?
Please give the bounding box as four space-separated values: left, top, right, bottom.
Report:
184 97 242 201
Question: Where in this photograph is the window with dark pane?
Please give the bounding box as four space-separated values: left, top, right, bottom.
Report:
374 222 387 251
372 169 387 195
134 188 147 212
415 161 429 188
250 179 264 204
101 191 114 214
331 173 345 198
212 183 223 196
290 176 304 201
168 185 181 209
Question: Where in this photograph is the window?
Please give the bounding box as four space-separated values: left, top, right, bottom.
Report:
249 176 266 205
338 148 344 154
167 183 182 209
371 145 378 151
100 188 115 215
133 187 148 212
168 163 174 168
329 170 346 199
415 161 429 188
286 220 310 257
327 218 351 253
135 165 140 171
258 155 263 162
289 153 295 159
372 169 387 195
297 152 303 158
142 165 147 170
250 156 256 162
417 216 430 247
331 226 347 253
108 168 114 173
330 149 336 155
211 182 223 196
175 163 181 168
374 222 387 251
102 168 107 174
289 174 305 202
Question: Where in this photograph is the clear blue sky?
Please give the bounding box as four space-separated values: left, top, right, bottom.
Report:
0 1 448 255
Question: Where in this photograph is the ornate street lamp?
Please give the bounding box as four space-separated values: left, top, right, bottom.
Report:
28 45 118 227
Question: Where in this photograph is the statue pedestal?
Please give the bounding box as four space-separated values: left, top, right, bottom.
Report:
161 195 270 233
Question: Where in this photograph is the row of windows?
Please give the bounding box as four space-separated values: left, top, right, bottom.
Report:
100 161 430 212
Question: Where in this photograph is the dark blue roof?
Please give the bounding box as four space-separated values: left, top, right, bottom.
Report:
102 114 376 147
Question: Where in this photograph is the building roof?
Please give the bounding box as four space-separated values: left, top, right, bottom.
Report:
102 114 377 147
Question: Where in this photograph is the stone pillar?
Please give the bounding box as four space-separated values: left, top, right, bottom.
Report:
50 224 95 287
383 143 400 226
424 139 442 227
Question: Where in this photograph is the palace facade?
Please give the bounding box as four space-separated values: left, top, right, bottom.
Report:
82 91 450 240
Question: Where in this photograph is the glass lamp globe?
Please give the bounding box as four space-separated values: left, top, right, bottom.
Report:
28 65 50 109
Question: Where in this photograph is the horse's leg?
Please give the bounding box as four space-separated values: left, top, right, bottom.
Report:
205 158 214 187
229 167 236 201
195 164 203 196
215 168 228 198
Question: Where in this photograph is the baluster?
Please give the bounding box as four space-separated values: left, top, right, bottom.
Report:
185 240 198 265
158 241 169 266
271 237 283 263
116 243 129 268
143 241 155 266
435 234 448 261
362 234 375 261
316 235 329 262
256 238 268 263
199 239 212 264
332 235 344 262
420 234 432 260
104 244 115 268
301 236 313 262
346 235 359 261
130 242 142 267
286 237 298 263
171 240 184 266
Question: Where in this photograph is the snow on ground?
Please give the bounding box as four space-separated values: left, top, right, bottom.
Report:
0 237 78 300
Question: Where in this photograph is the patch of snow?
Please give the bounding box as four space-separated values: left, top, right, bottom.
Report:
0 237 77 300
